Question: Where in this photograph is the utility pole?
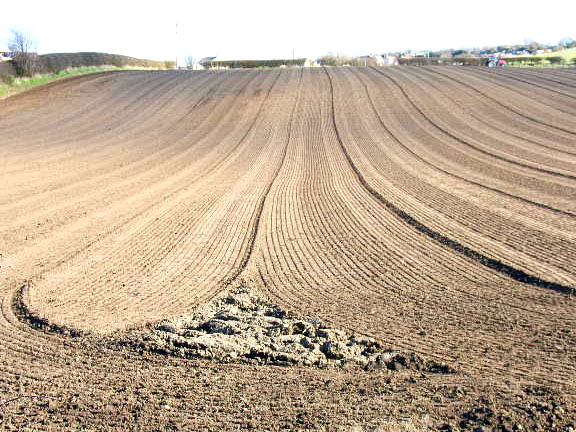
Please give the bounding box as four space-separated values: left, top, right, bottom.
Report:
175 22 178 69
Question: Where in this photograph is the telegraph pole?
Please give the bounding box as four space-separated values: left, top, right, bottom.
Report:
175 22 178 69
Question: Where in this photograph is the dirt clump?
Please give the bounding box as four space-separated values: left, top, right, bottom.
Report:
121 288 454 372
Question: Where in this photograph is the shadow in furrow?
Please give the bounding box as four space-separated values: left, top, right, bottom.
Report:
480 68 576 99
349 67 576 218
323 67 575 295
406 67 576 158
424 67 576 136
370 67 576 181
502 69 576 90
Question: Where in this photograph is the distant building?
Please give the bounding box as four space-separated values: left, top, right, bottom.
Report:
303 58 318 67
0 52 15 62
382 55 398 66
357 55 388 66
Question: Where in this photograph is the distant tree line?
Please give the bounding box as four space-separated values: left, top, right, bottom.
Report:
420 37 576 59
201 58 307 69
316 55 364 66
40 53 174 73
3 29 175 79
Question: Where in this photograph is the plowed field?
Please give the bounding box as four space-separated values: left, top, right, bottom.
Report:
1 67 575 430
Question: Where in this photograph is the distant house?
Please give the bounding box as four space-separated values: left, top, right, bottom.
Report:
382 55 398 66
0 52 15 62
358 55 377 66
357 55 394 67
303 58 318 67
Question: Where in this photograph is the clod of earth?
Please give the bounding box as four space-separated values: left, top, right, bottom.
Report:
120 288 455 372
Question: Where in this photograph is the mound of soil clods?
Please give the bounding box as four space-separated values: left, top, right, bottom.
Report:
122 289 455 372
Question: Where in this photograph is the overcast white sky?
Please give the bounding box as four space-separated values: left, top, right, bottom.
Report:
1 0 575 64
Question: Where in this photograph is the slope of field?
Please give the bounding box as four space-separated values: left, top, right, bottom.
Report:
0 67 575 430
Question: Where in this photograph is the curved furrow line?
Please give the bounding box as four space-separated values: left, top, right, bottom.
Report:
255 83 343 302
360 68 576 216
257 271 574 384
2 72 275 298
345 72 576 280
391 67 576 169
0 73 214 182
224 69 303 283
407 67 576 158
253 71 380 309
415 68 576 155
469 67 576 111
421 71 576 157
256 70 553 329
424 67 576 136
1 71 263 228
0 73 195 201
0 72 219 176
0 297 91 382
335 68 576 281
0 72 260 241
0 72 227 194
19 70 292 331
258 156 576 380
445 67 576 126
290 103 396 295
257 240 575 384
463 74 576 120
84 69 300 325
0 71 155 135
323 66 575 295
306 152 483 297
331 69 576 285
259 174 471 360
0 68 575 422
0 71 181 152
370 67 576 180
156 90 296 300
266 205 494 324
350 68 576 219
316 88 504 292
492 67 576 92
348 69 576 239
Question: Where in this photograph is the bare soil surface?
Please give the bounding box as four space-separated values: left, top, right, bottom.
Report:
1 67 575 430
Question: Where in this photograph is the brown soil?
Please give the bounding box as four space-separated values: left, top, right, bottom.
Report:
0 67 575 431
